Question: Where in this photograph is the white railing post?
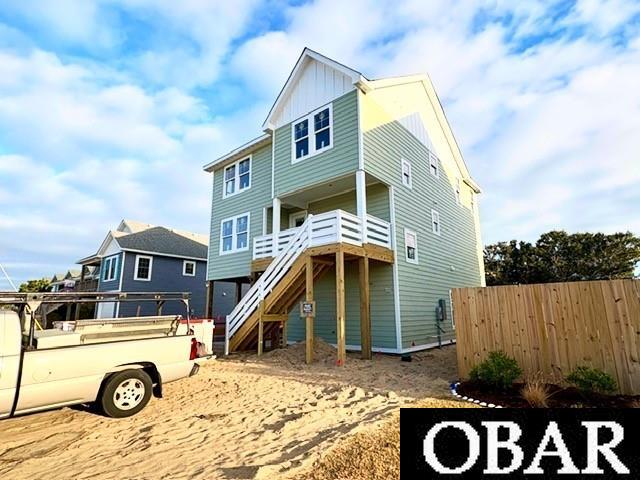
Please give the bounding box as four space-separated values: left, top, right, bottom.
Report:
356 169 367 244
224 315 230 356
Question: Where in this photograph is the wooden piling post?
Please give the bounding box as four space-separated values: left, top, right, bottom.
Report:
305 255 314 364
336 249 346 366
359 256 372 360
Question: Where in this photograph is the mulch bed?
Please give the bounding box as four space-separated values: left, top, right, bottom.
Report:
457 381 640 408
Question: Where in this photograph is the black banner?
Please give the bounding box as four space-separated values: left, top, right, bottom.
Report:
400 408 639 479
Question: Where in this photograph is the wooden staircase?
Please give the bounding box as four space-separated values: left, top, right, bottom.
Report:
231 254 332 351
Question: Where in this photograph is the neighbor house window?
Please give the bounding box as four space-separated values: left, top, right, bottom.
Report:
429 152 439 178
183 260 196 277
102 256 118 282
431 210 441 236
292 104 333 162
220 213 250 254
401 159 412 188
455 177 461 204
134 255 153 281
404 228 418 264
223 156 251 198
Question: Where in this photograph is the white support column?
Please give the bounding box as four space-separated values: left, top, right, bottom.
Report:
356 169 367 243
272 197 281 236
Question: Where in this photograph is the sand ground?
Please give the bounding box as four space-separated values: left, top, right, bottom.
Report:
0 341 461 480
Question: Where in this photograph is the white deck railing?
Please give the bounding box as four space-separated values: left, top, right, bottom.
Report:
252 210 392 260
226 210 392 354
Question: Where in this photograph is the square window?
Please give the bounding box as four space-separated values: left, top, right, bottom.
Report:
183 260 196 276
314 109 330 131
237 233 248 249
223 157 251 198
294 119 308 140
134 255 152 281
238 159 250 174
295 137 309 159
222 237 233 252
315 128 330 150
220 213 250 254
239 172 250 189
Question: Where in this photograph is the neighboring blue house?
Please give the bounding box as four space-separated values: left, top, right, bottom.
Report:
78 220 208 318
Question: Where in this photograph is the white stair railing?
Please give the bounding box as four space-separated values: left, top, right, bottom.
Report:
225 214 313 354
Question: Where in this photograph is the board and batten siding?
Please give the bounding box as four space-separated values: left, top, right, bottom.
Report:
207 143 273 281
273 90 359 198
363 117 483 349
284 185 398 350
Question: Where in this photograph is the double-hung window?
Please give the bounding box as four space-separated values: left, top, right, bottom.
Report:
404 229 418 264
429 152 439 178
223 157 251 198
102 256 118 282
292 104 333 162
134 255 153 281
220 213 250 254
401 159 412 188
431 209 441 236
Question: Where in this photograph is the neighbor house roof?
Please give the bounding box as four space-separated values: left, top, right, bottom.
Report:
110 227 207 260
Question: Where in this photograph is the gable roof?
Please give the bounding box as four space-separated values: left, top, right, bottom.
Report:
203 133 271 173
116 227 207 260
262 48 371 131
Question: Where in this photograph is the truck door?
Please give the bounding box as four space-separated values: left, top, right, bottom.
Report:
0 311 22 419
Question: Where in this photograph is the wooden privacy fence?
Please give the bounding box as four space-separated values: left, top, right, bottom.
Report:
451 280 640 394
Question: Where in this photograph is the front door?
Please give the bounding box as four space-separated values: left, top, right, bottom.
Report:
289 211 307 228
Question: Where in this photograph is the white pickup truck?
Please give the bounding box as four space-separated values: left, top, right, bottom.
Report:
0 292 213 419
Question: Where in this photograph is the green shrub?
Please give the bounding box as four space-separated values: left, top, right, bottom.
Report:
469 351 522 390
566 366 617 394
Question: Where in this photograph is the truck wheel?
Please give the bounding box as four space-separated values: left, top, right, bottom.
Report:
100 369 153 418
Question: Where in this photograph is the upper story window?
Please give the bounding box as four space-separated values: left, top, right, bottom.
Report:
455 177 461 204
401 158 412 188
429 152 439 178
102 255 118 282
134 255 153 281
220 213 250 254
223 156 251 198
183 260 196 277
431 209 441 236
292 104 333 163
405 228 418 264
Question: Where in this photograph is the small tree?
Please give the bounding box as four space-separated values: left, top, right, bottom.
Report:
18 278 51 293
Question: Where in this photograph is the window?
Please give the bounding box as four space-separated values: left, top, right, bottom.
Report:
455 177 461 205
102 256 118 282
223 156 251 198
401 159 412 188
183 260 196 277
429 152 439 178
431 209 441 236
220 213 250 254
292 104 333 162
404 228 418 264
134 255 153 281
289 211 307 229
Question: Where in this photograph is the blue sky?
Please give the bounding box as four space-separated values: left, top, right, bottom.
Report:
1 0 639 288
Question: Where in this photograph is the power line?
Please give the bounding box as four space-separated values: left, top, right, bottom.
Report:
0 261 18 292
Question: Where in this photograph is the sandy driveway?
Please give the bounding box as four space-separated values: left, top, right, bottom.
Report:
0 342 458 480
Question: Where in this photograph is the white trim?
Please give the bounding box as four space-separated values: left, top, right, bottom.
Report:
431 209 441 236
262 207 268 235
222 155 252 199
449 289 455 330
272 198 281 235
183 260 196 277
404 228 419 264
118 251 126 292
283 340 455 355
271 132 275 198
357 90 365 170
401 158 412 188
400 339 456 354
203 134 270 172
389 186 402 351
429 151 440 178
291 103 334 164
206 170 213 282
219 212 251 255
133 254 153 281
119 248 205 262
288 210 307 229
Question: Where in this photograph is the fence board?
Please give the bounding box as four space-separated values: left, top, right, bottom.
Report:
452 280 640 395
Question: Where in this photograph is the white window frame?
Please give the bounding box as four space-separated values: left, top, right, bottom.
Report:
401 158 412 188
429 152 439 178
291 103 333 164
102 255 118 282
289 210 307 229
219 212 251 255
404 228 419 264
183 260 196 277
431 209 441 236
455 177 461 205
222 155 252 199
133 254 153 281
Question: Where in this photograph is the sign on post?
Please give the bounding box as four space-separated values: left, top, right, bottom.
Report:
300 301 315 317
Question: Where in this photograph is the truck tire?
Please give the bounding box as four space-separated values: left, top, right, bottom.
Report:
99 369 153 418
